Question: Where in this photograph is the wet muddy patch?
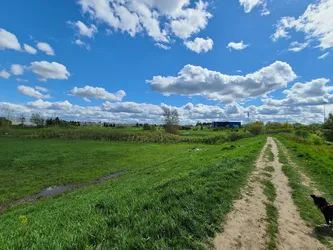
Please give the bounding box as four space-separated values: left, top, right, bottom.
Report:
0 170 125 214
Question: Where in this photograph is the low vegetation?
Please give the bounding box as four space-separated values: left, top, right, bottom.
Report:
0 136 265 249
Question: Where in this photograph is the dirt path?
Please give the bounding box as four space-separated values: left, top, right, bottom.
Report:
213 139 269 249
214 137 326 250
268 137 326 250
274 139 324 196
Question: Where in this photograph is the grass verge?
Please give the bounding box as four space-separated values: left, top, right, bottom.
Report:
0 136 265 249
262 179 278 250
265 144 274 162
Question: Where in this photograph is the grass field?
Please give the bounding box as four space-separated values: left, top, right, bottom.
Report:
0 135 265 249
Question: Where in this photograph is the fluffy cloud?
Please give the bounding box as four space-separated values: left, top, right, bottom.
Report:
227 41 249 50
1 96 331 125
74 39 91 50
263 78 333 107
78 0 212 44
37 42 55 56
239 0 269 15
0 70 11 79
17 85 51 99
154 43 171 50
10 64 24 75
184 37 213 53
68 21 97 37
69 86 126 101
0 28 21 51
272 0 333 49
29 61 70 80
318 52 329 59
147 61 297 103
288 41 308 52
23 44 37 54
27 99 72 110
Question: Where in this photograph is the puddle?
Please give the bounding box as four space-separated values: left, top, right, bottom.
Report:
34 185 75 198
0 170 125 214
92 170 125 184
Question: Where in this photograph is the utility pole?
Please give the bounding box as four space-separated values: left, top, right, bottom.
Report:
324 101 327 124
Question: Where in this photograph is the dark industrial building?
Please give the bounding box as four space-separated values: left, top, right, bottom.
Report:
211 121 241 128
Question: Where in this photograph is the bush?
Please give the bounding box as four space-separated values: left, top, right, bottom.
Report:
143 123 152 131
294 130 310 139
311 135 324 145
247 121 264 135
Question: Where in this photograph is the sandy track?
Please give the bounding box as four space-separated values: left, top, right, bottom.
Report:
268 137 326 250
214 137 326 250
213 139 269 250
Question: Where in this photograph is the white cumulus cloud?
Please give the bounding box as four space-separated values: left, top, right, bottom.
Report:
154 43 171 50
184 37 213 53
78 0 212 44
37 42 55 56
227 41 250 50
29 61 70 81
23 44 37 54
0 70 11 79
35 86 49 92
239 0 269 15
17 85 51 99
0 28 21 51
147 61 297 103
10 64 24 75
68 21 98 37
272 0 333 50
69 86 126 101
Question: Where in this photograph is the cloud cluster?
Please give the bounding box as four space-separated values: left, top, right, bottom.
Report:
1 96 331 125
78 0 213 49
263 78 333 107
239 0 269 15
69 86 126 101
272 0 333 50
17 85 51 99
147 61 297 103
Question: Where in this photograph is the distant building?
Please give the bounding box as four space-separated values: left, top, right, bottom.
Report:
211 121 241 128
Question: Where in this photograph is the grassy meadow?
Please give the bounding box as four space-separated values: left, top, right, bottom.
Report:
0 130 265 249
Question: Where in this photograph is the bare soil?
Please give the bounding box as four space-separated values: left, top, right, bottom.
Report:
214 137 326 250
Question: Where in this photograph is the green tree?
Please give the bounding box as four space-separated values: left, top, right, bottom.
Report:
30 113 45 128
247 121 264 135
163 107 179 134
323 113 333 141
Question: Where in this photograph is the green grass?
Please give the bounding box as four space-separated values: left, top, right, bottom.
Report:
0 136 265 249
264 144 274 162
262 179 278 250
275 136 333 245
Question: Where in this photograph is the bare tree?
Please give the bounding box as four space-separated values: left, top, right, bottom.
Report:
163 107 179 134
30 113 45 127
1 105 13 120
19 114 26 126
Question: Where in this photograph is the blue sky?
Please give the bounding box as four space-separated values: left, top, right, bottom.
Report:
0 0 332 124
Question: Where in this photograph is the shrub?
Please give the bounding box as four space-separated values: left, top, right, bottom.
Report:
247 121 264 135
143 123 152 131
311 134 324 145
